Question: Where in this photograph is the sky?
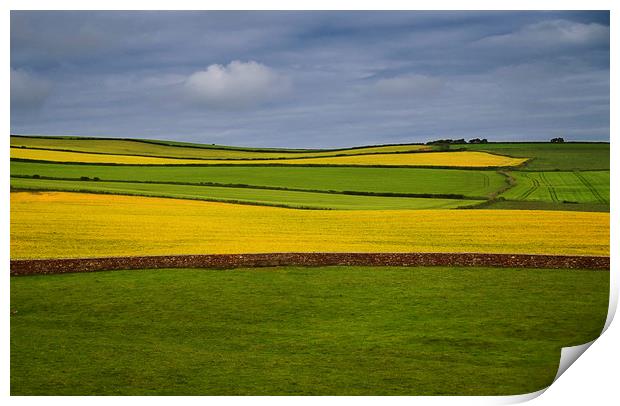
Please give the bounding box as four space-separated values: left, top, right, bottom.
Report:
10 11 610 148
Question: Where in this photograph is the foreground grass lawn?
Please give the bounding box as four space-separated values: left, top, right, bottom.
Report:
11 266 608 395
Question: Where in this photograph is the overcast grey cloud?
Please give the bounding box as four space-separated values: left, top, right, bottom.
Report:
10 11 609 147
183 60 291 108
373 74 445 99
10 68 52 109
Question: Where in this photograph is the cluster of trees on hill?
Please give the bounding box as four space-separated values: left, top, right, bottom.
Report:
426 138 488 145
467 138 489 144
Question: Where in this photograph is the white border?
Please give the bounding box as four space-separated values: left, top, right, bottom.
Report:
3 1 616 404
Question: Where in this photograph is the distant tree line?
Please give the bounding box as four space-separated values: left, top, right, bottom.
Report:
426 138 488 145
427 137 566 145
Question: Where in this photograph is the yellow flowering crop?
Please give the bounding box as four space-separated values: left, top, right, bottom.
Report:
280 151 527 167
11 192 608 259
11 148 202 165
11 148 527 168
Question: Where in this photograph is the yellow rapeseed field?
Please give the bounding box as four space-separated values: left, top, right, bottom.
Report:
11 192 609 259
11 148 527 167
11 148 203 165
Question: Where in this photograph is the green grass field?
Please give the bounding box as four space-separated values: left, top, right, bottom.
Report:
11 178 481 210
500 171 609 203
11 136 429 160
11 161 507 198
11 266 608 396
458 143 609 171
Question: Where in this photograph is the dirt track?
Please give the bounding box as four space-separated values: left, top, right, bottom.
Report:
9 252 610 276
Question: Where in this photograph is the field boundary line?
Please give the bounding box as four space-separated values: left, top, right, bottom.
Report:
10 253 610 276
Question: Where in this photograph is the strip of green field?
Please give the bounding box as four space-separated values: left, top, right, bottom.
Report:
11 161 507 199
500 171 609 203
458 143 609 171
11 178 480 210
11 266 608 395
11 136 428 160
477 200 609 212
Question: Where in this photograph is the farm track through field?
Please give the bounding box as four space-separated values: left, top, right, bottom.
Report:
10 253 610 276
519 173 539 200
574 171 607 204
482 173 489 188
539 172 559 202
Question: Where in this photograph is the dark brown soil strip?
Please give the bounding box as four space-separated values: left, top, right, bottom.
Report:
10 253 609 276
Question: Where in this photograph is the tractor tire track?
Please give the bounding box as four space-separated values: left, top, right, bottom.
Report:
519 173 539 200
539 172 559 202
574 171 606 204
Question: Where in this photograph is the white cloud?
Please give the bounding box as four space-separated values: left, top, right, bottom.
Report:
11 69 52 109
183 60 290 109
373 74 444 98
474 20 609 49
